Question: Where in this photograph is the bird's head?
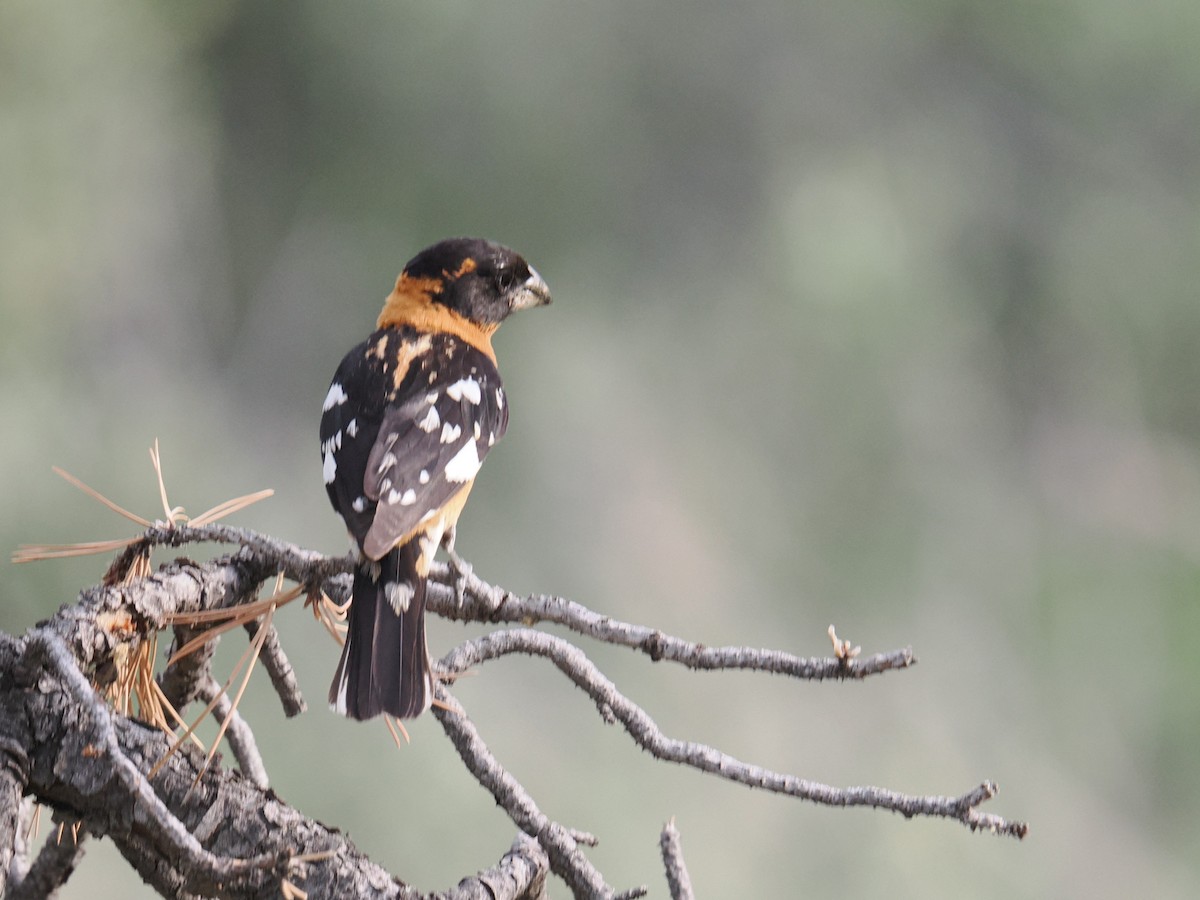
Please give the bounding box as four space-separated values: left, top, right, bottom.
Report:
380 238 551 336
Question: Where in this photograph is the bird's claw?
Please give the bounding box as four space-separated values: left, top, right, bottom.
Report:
445 545 473 609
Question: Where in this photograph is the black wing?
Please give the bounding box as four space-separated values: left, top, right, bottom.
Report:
320 327 508 559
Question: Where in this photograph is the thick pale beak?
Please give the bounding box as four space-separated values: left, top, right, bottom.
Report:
510 267 552 312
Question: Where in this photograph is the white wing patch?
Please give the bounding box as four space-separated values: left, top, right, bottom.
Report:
417 405 440 433
388 487 417 506
323 382 349 411
377 451 397 475
440 422 462 443
444 439 482 483
323 448 337 484
446 377 482 405
320 430 342 456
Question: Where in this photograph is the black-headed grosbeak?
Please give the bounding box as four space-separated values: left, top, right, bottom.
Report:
320 237 550 720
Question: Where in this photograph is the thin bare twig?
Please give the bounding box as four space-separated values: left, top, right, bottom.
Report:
659 819 694 900
425 561 915 680
196 677 269 789
431 682 644 900
437 629 1028 839
243 613 306 718
6 814 88 900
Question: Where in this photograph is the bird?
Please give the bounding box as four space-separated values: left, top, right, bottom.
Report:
319 237 550 720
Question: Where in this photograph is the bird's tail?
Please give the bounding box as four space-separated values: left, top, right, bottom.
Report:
329 541 432 720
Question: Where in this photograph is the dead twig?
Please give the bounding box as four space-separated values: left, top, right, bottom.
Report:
437 628 1028 839
659 819 694 900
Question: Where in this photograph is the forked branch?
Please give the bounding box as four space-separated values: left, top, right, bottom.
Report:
3 520 1026 900
436 628 1027 839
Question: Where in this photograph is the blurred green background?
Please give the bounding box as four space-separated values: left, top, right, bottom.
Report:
4 1 1198 897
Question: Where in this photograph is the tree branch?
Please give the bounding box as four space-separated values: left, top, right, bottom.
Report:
433 833 549 900
437 628 1027 838
424 561 916 680
433 684 646 900
1 626 554 899
195 676 268 789
23 630 280 890
242 617 306 718
7 814 89 900
3 521 1026 900
0 735 28 897
659 819 694 900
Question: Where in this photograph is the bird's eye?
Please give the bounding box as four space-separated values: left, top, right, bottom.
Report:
496 266 515 292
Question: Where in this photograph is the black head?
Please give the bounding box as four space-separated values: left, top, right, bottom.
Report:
403 237 551 325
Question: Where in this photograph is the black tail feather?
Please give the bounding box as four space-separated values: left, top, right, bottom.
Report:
329 542 431 720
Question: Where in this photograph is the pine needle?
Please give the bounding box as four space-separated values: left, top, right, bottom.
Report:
132 633 170 732
281 850 337 900
150 680 206 751
51 466 150 526
191 602 275 790
107 645 135 716
125 549 153 580
149 439 185 524
13 537 138 563
152 577 297 783
166 585 303 665
149 630 263 781
24 802 42 843
16 441 293 790
189 489 275 527
14 442 273 565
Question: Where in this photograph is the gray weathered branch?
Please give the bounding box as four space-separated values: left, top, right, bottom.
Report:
659 819 694 900
436 628 1027 838
0 628 551 899
2 521 1026 900
425 559 916 680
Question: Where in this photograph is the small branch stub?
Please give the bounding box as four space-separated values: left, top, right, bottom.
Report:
660 819 695 900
